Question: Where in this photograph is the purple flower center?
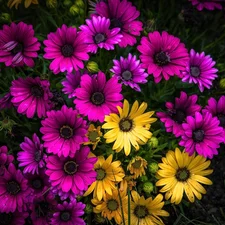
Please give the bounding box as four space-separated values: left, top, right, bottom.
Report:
32 178 43 190
134 205 149 218
171 109 186 124
107 199 119 211
193 129 205 142
122 70 132 81
91 92 105 105
11 43 23 55
218 114 225 127
94 33 106 44
0 213 13 225
64 161 77 175
35 151 42 162
175 168 190 181
96 168 106 180
60 211 71 222
154 51 170 66
31 85 44 97
110 18 123 29
190 66 200 77
6 181 20 195
119 118 133 132
61 44 74 57
60 125 74 139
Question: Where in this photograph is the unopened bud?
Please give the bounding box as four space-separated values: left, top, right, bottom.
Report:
139 175 148 182
0 13 11 22
63 0 73 6
143 182 154 194
219 78 225 89
69 5 80 15
148 162 159 174
148 137 158 149
87 61 99 73
75 0 84 8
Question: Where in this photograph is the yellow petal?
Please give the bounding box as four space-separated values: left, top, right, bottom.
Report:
171 182 184 204
188 179 206 194
131 190 140 203
184 183 195 203
189 160 211 174
191 174 213 185
166 151 178 170
175 148 184 168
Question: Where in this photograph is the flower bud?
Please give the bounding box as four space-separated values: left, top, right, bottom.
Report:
148 137 158 149
85 203 93 214
148 162 159 174
87 61 100 73
69 5 80 15
219 78 225 89
139 175 148 182
63 0 73 6
75 0 84 8
46 0 57 8
143 182 154 194
0 13 11 22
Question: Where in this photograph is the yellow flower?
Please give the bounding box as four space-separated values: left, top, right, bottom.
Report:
127 156 148 179
102 99 157 156
92 189 127 224
7 0 38 9
119 175 136 193
125 191 169 225
83 124 102 150
84 154 125 201
156 148 213 205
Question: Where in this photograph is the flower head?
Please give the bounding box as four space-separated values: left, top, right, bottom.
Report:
43 24 90 74
0 210 29 225
102 99 157 156
137 31 189 83
189 0 223 11
0 93 12 110
74 71 123 123
0 146 14 176
0 22 40 67
156 148 213 204
182 49 218 92
40 105 88 158
7 0 39 8
127 156 147 179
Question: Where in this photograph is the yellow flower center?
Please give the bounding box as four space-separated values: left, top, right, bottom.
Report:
96 168 106 180
107 199 119 211
134 205 149 219
132 160 142 169
175 168 190 181
64 161 77 175
119 118 133 132
88 130 99 142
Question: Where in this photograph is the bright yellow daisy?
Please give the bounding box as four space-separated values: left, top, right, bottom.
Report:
92 189 127 224
127 156 148 179
7 0 38 9
156 147 213 205
83 154 125 201
102 99 157 156
125 191 169 225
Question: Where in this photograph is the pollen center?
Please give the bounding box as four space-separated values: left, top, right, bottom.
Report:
218 114 225 127
190 66 200 77
154 51 170 66
89 131 99 142
32 178 43 189
6 181 21 195
193 129 204 142
61 44 74 57
64 161 77 175
94 33 105 44
31 85 44 97
0 213 13 225
12 43 23 55
122 70 132 81
107 199 119 211
60 211 71 222
110 18 123 29
175 168 190 181
96 168 106 180
91 92 105 105
134 205 149 219
119 118 133 132
60 125 73 139
132 160 142 169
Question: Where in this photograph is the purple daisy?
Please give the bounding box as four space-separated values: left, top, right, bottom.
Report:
137 31 189 83
18 133 46 174
61 70 82 98
43 24 90 74
74 71 123 122
40 105 88 158
0 22 40 67
0 163 32 213
79 16 122 53
203 96 225 143
94 0 143 48
45 146 97 196
0 93 12 110
182 49 218 92
156 91 201 137
180 111 224 159
110 53 148 91
50 200 86 225
10 77 53 118
0 146 14 176
0 210 29 225
189 0 223 11
50 187 77 201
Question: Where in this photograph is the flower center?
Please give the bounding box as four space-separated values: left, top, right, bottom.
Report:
91 92 105 105
134 205 149 219
12 43 23 55
6 181 20 195
122 70 132 81
154 51 170 66
172 109 186 124
0 213 13 225
218 114 225 127
89 131 99 142
193 129 205 142
110 18 123 29
96 168 106 180
60 125 73 139
119 118 133 132
190 66 200 77
107 199 119 211
31 85 44 97
94 33 105 44
32 178 43 190
175 168 190 181
35 151 42 162
64 161 77 175
61 44 74 57
132 160 142 169
60 211 71 222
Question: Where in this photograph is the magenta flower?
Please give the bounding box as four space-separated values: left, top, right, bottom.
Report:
0 22 40 67
0 210 29 225
80 16 123 53
110 53 148 92
157 91 201 137
50 187 77 201
0 93 12 110
0 163 32 213
74 71 123 122
94 0 143 48
189 0 223 11
18 133 46 174
180 112 224 159
40 105 88 158
50 200 86 225
0 146 14 176
45 146 97 196
137 31 189 83
182 49 218 92
43 24 90 74
10 77 53 118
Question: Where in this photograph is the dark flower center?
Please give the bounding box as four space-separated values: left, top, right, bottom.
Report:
12 43 23 55
110 18 123 29
119 118 133 132
122 70 132 81
61 44 74 57
60 211 71 222
91 92 105 105
31 85 44 97
35 151 42 162
175 168 190 181
134 205 149 219
172 109 186 124
154 51 170 66
190 66 200 77
94 33 106 44
32 178 43 190
218 114 225 127
6 181 20 195
60 125 73 139
132 160 142 169
107 199 119 211
0 213 13 225
89 131 99 142
96 168 106 180
193 129 205 142
64 161 77 175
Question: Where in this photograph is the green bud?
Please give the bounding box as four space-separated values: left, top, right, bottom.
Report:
46 0 57 8
63 0 73 6
85 203 93 214
75 0 84 8
148 137 158 149
94 213 106 224
139 175 148 182
219 78 225 89
87 61 99 73
0 13 11 22
148 162 159 174
0 117 17 133
143 182 154 194
69 5 80 15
